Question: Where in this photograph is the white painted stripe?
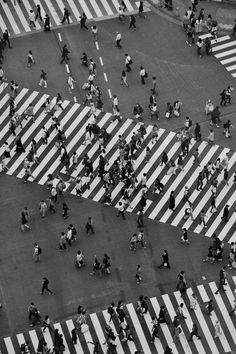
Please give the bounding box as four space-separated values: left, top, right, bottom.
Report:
73 96 77 102
53 323 70 353
102 309 125 353
28 330 39 352
16 333 26 347
232 72 236 78
221 56 236 65
95 41 99 50
58 33 62 41
104 73 108 82
173 291 206 353
33 102 81 182
0 88 29 142
190 149 234 235
209 282 236 347
126 303 152 354
211 35 230 44
4 337 16 354
10 0 31 32
1 2 20 34
81 318 98 354
111 0 120 11
66 112 113 175
5 94 50 171
82 119 133 198
224 282 236 316
67 0 81 21
90 313 107 353
0 82 8 95
149 139 197 220
0 12 7 33
108 89 112 98
163 141 208 224
198 33 212 40
197 284 231 352
89 0 103 17
170 143 221 227
0 93 11 114
31 0 46 19
228 230 236 244
123 0 134 11
217 191 236 240
45 0 61 25
77 0 93 19
99 57 104 66
226 64 236 71
186 288 219 354
54 0 66 15
41 327 54 352
66 64 70 73
215 48 236 59
150 297 178 353
99 0 113 15
212 40 236 52
162 294 192 353
66 319 85 353
233 276 236 287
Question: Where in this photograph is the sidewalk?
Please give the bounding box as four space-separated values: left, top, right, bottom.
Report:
146 0 236 28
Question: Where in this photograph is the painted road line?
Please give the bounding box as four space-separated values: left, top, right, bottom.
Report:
212 40 236 52
226 64 236 71
12 0 31 32
67 0 81 21
45 0 61 25
90 313 109 354
4 337 16 354
228 230 236 244
0 12 7 34
1 1 20 34
78 0 93 19
28 330 39 353
89 0 103 17
102 309 125 353
66 319 85 354
53 323 70 354
215 48 236 59
100 0 113 15
99 57 104 66
41 327 54 352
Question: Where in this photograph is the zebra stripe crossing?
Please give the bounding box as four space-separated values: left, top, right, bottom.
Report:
0 84 236 243
0 0 148 37
199 34 236 77
1 277 236 354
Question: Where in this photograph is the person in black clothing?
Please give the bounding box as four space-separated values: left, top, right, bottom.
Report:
61 7 70 24
194 122 201 141
41 277 53 294
81 52 88 67
60 44 70 64
221 204 229 222
62 202 69 219
220 89 227 106
3 30 11 48
15 135 25 153
80 13 88 30
188 323 201 341
158 305 169 324
196 172 203 190
160 151 168 166
232 19 236 36
153 178 164 194
35 4 42 21
168 191 175 211
44 14 51 31
129 15 136 29
164 346 173 354
158 250 171 269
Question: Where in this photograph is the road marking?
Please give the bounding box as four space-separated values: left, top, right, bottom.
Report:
99 57 104 66
95 41 99 50
65 64 70 73
58 32 62 41
104 73 108 82
108 88 112 98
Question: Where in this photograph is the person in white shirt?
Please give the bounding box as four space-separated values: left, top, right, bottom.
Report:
115 32 122 49
29 10 36 28
139 66 147 84
67 74 76 93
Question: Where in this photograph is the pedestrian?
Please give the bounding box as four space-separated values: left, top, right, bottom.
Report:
61 7 70 24
205 37 212 55
39 200 47 218
196 38 203 57
3 30 11 48
158 250 170 269
223 168 229 186
29 9 36 29
118 6 125 22
60 44 70 64
164 346 173 354
189 293 198 310
168 191 175 211
221 204 229 222
27 50 35 67
188 323 201 341
151 322 159 342
223 120 235 138
59 232 67 250
145 146 151 162
199 209 207 228
41 277 53 295
194 122 201 141
85 217 94 234
138 0 145 17
91 25 98 42
176 303 187 320
38 69 47 88
137 209 144 228
167 160 176 175
33 242 42 262
160 151 168 166
62 202 69 218
35 4 42 22
181 228 190 245
229 292 236 316
125 53 132 72
150 103 159 120
225 86 233 104
215 267 227 294
116 201 126 219
210 194 217 213
80 13 88 30
115 32 122 49
136 264 142 284
67 73 76 93
107 302 115 322
120 70 128 87
214 320 222 338
44 14 51 32
152 178 164 194
192 148 200 166
71 327 78 344
21 207 31 232
206 299 214 315
151 76 157 95
15 135 25 153
129 15 136 29
140 66 147 84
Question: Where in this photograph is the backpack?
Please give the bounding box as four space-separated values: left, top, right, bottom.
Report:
38 246 42 255
72 227 77 236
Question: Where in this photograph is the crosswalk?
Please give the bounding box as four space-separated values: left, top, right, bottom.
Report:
1 276 236 354
199 33 236 78
0 83 236 243
0 0 144 37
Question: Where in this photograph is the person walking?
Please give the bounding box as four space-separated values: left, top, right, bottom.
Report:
206 299 214 315
61 7 70 24
62 202 69 218
67 73 76 93
35 4 42 22
214 320 222 338
41 277 53 295
29 9 36 29
44 14 51 32
21 207 31 232
229 291 236 316
206 129 215 145
136 264 142 284
33 242 42 262
137 209 144 228
129 15 136 29
27 50 35 67
116 201 125 219
158 250 170 269
59 232 67 250
210 194 217 213
215 267 227 294
140 66 147 84
199 209 207 228
168 191 175 211
115 32 122 49
38 69 47 88
138 0 145 17
160 151 168 166
85 217 95 234
107 303 115 322
196 171 203 191
60 44 70 64
120 70 128 87
223 169 229 186
221 204 229 222
80 13 88 30
188 323 201 341
192 148 200 166
39 200 47 218
125 53 132 72
3 30 11 48
91 25 98 41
